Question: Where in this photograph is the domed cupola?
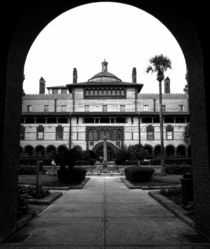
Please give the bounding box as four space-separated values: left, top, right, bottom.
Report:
88 60 122 82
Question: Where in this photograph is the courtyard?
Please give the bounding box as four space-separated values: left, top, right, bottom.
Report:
2 176 210 248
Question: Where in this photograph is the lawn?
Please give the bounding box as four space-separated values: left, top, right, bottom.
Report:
19 174 57 185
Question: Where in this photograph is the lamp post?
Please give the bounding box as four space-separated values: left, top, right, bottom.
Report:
157 71 165 174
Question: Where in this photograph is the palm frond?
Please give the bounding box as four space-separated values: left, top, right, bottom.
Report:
148 54 172 73
146 66 153 73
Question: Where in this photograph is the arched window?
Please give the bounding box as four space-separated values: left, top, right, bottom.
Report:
100 129 105 140
116 129 122 140
89 129 98 141
111 129 117 141
56 125 63 140
105 129 110 140
166 125 174 140
37 125 44 140
147 125 154 140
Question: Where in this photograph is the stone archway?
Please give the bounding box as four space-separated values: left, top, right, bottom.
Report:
1 0 209 241
92 142 118 161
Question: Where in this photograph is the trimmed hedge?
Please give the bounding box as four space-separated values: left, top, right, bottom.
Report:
57 166 86 183
125 166 155 183
123 160 138 166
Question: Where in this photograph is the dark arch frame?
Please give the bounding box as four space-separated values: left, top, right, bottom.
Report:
1 0 210 241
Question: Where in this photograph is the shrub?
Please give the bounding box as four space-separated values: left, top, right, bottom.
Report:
123 160 138 166
17 186 30 217
165 165 192 175
115 145 130 165
75 160 90 166
125 166 155 183
57 166 86 184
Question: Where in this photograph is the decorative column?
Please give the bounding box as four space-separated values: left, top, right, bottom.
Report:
103 137 107 166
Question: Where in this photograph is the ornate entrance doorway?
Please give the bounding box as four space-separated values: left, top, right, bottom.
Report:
92 142 118 161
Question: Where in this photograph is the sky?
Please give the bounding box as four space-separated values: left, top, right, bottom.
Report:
23 2 187 94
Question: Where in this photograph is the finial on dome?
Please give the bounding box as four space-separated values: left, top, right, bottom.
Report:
102 59 108 72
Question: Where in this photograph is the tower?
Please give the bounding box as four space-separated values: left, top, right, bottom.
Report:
39 77 45 94
73 68 77 84
164 77 170 94
102 59 108 72
132 67 137 83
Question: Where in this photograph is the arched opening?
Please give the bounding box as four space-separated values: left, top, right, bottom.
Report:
35 145 45 157
24 145 34 157
92 142 118 161
144 144 153 157
46 145 56 157
154 145 161 157
176 145 186 157
57 144 68 154
165 145 175 157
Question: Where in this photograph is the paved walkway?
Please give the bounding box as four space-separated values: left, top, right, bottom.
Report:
2 176 210 248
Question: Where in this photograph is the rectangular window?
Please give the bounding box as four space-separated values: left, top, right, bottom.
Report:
37 131 44 140
102 105 107 112
143 105 149 111
147 132 154 140
27 105 32 112
162 105 166 111
61 105 66 112
52 89 58 94
179 105 184 111
44 105 49 112
56 126 63 140
120 105 125 112
99 90 103 96
90 90 94 96
166 131 173 140
61 89 67 94
85 105 90 112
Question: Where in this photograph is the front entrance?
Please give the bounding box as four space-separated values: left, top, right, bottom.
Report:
92 142 118 161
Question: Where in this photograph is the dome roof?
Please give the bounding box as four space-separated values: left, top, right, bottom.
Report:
88 60 122 82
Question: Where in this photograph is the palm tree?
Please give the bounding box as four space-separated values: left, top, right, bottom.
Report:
146 54 172 174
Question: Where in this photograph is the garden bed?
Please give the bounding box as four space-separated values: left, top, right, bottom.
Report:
121 177 181 189
43 177 90 189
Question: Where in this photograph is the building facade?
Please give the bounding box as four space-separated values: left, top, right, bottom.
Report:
20 61 190 161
